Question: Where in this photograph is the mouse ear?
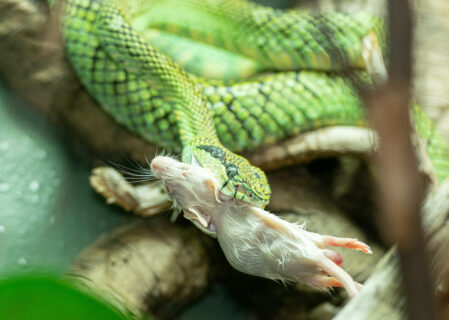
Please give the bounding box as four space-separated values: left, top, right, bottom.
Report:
203 179 221 203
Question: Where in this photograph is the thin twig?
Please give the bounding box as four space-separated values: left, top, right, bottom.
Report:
367 1 437 319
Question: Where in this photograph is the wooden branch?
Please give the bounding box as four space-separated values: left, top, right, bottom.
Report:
335 178 449 320
68 218 214 320
246 127 377 171
366 0 437 318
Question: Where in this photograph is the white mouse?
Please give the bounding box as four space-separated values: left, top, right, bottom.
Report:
151 155 371 298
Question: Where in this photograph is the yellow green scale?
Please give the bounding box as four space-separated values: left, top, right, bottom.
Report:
130 0 386 71
60 0 449 207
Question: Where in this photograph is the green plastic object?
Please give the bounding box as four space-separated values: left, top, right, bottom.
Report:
0 275 129 320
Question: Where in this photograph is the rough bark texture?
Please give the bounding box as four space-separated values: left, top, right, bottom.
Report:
334 249 405 319
334 0 449 318
425 182 449 319
414 0 449 137
335 178 449 320
69 218 214 320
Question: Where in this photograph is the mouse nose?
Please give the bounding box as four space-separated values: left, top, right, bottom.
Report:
151 156 166 176
151 161 161 171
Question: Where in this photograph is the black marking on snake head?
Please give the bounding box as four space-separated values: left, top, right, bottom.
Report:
197 145 226 164
233 184 239 198
197 145 247 194
222 165 239 189
225 164 238 180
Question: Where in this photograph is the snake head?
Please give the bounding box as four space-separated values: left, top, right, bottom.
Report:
182 137 271 208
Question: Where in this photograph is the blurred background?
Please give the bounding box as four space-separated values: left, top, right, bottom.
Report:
0 0 448 319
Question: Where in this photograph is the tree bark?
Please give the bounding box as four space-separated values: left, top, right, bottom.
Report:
335 178 449 319
69 218 214 320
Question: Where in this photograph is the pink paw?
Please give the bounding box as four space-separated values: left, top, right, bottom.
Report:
322 236 372 255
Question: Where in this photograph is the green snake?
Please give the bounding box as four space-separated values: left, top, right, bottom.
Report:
58 0 449 221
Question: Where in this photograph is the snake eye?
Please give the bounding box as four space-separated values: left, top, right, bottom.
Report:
225 164 238 180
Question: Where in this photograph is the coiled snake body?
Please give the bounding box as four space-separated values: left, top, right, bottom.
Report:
60 0 449 226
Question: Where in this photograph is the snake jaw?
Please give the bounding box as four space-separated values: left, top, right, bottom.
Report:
184 138 271 208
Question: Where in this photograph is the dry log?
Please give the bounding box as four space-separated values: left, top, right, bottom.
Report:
335 178 449 319
69 218 214 320
334 0 449 317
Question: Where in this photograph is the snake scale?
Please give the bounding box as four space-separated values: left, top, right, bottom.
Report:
59 0 449 222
